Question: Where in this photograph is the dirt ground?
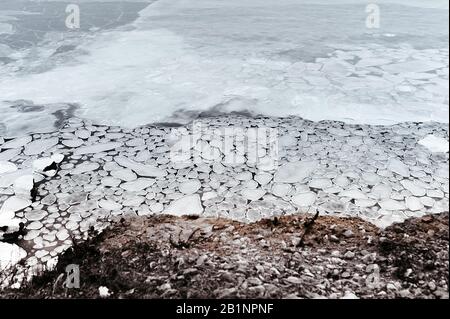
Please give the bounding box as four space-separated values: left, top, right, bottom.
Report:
1 212 448 299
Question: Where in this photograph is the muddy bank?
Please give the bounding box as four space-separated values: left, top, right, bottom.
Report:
1 212 448 299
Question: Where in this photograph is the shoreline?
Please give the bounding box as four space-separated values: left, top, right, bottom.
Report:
0 114 449 287
1 212 448 299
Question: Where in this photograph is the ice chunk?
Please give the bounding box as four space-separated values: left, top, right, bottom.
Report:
418 135 449 153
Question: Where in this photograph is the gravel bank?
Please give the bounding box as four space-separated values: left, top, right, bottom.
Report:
1 212 448 299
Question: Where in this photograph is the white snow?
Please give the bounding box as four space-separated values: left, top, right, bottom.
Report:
98 286 111 298
274 161 318 183
165 194 204 216
73 142 123 155
179 179 201 195
115 156 167 177
418 135 449 153
291 192 317 207
241 188 266 201
120 178 155 192
0 161 17 175
0 196 32 228
24 138 59 156
0 242 27 271
388 158 411 177
0 0 448 134
13 175 34 197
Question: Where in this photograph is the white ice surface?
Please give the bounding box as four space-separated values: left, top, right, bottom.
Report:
418 135 449 153
0 242 26 271
0 0 448 134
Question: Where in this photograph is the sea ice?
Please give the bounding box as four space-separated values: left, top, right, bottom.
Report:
418 135 449 153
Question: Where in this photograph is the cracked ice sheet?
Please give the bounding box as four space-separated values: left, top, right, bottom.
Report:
0 0 448 135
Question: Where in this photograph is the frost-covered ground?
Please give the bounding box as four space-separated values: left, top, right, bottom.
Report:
0 0 448 135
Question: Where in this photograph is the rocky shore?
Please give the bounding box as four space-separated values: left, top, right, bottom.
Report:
0 115 448 288
1 212 448 299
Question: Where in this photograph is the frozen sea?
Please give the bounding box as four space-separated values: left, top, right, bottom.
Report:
0 0 448 136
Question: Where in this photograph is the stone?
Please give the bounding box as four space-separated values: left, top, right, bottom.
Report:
165 194 203 216
344 251 355 259
274 161 318 183
285 276 302 285
343 230 354 238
